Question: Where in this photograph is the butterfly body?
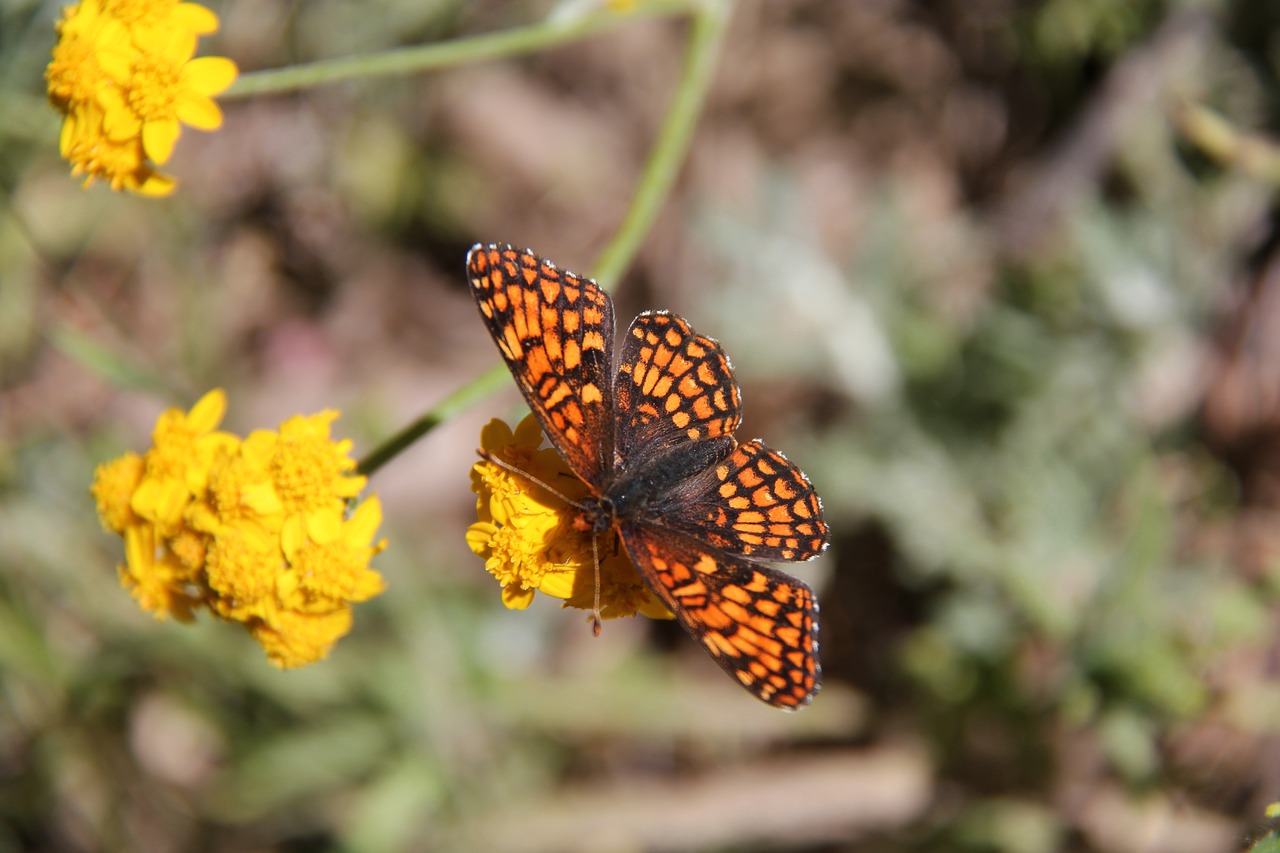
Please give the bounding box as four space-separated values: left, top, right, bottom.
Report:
468 243 829 709
600 432 735 517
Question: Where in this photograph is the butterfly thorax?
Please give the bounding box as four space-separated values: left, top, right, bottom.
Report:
574 496 615 535
590 436 737 527
574 436 735 535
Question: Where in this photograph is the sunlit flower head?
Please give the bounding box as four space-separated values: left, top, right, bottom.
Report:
45 0 237 195
466 415 673 623
92 389 385 667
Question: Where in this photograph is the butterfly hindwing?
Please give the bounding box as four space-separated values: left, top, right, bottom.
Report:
618 523 821 709
660 439 828 562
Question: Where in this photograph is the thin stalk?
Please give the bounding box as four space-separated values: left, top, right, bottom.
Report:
225 3 692 98
357 363 510 477
357 0 729 476
590 0 728 287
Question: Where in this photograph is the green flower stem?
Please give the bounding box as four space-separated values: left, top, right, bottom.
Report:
590 0 729 287
357 363 510 478
224 3 694 98
356 0 730 477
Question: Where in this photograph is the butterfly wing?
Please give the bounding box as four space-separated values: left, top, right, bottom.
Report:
614 311 741 469
467 243 616 488
619 522 821 709
660 439 829 562
614 311 828 561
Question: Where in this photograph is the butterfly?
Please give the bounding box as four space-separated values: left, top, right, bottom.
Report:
467 243 829 709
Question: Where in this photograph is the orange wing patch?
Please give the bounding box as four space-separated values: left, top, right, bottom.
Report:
467 244 615 488
615 311 742 465
668 439 830 562
621 525 820 710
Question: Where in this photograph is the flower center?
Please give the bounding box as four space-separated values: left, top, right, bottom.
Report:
103 0 174 27
128 53 180 120
46 39 102 106
272 436 344 514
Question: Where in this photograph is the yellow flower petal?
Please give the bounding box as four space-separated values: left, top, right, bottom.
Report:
142 116 181 164
184 55 237 96
279 513 307 562
305 506 345 546
186 388 226 432
501 585 536 610
512 412 544 448
170 2 220 35
173 93 222 132
250 607 353 669
131 475 192 531
347 496 384 547
534 564 578 600
92 452 145 533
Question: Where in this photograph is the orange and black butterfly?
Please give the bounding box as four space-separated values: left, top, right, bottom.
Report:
467 243 829 709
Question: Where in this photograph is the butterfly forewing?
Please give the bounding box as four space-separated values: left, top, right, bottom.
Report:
467 244 615 488
619 524 821 709
615 311 742 468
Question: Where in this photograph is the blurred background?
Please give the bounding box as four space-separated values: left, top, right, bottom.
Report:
4 0 1280 850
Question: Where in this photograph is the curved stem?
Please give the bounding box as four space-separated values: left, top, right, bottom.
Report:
357 363 510 477
590 0 729 287
356 0 730 476
224 3 692 99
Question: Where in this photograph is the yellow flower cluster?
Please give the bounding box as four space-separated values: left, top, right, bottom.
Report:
91 389 386 668
466 415 672 623
45 0 238 196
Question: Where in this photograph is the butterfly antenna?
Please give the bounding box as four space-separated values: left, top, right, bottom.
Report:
590 534 603 637
475 448 585 510
478 448 603 635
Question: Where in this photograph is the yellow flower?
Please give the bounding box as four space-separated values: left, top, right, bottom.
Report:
249 606 354 670
248 410 366 517
277 497 386 615
46 0 128 111
45 0 237 194
118 522 203 621
188 446 284 539
91 452 145 533
131 388 236 534
204 522 280 621
466 415 672 623
61 100 178 195
99 36 236 164
91 389 385 666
